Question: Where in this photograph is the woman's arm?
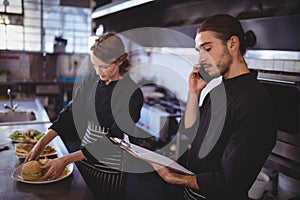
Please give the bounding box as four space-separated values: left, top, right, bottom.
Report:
25 129 58 162
41 150 86 180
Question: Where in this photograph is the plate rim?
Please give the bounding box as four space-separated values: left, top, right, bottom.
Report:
11 162 73 184
15 151 58 159
11 139 24 143
0 139 11 149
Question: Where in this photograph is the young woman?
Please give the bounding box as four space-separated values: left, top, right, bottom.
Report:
25 33 144 199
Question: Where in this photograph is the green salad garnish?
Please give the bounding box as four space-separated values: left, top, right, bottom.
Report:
9 129 45 142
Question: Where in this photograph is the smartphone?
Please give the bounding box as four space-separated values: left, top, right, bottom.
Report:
198 67 213 83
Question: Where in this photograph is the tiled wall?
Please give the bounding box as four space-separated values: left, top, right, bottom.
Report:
244 50 300 73
245 57 300 73
131 48 300 102
0 52 30 81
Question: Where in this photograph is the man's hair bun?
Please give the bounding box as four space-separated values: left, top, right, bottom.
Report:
245 30 257 47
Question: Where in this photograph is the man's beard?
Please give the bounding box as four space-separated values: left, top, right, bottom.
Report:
215 46 233 77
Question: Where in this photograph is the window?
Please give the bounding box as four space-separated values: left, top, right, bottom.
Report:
0 0 23 14
0 0 91 53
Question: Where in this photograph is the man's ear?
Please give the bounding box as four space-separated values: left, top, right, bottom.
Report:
227 35 239 52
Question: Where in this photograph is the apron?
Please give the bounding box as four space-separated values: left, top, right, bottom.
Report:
78 121 127 200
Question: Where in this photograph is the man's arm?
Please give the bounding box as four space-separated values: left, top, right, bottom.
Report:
151 163 199 190
153 68 208 190
184 90 200 128
184 68 207 128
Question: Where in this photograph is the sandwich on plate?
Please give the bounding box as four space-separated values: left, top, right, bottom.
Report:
15 143 56 157
15 143 34 157
21 160 43 181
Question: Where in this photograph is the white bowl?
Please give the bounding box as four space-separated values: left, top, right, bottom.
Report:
248 171 270 199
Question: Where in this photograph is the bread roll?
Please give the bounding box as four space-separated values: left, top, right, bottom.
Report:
21 160 42 181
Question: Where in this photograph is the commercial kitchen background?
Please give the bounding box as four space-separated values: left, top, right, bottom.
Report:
0 0 299 199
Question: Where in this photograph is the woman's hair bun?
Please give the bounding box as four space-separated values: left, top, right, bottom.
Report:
244 30 257 47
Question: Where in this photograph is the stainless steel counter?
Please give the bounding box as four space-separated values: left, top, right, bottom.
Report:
0 99 50 126
0 123 94 199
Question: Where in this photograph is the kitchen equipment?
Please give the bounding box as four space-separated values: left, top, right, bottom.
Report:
54 37 67 53
0 98 50 126
248 171 270 199
277 172 300 200
0 111 36 122
259 72 300 198
137 84 182 142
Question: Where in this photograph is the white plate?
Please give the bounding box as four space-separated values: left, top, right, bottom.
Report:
11 139 24 143
10 138 43 143
11 162 73 184
15 151 58 159
0 139 11 149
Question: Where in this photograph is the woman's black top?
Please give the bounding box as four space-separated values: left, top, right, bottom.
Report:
50 72 144 169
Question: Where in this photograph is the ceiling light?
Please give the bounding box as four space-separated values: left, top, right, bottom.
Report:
91 0 154 19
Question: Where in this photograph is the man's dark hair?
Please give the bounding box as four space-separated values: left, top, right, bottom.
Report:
197 14 256 55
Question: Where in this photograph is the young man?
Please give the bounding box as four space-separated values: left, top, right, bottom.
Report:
153 14 277 200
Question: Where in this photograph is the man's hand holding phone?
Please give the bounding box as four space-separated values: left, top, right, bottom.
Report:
188 65 208 96
195 63 213 83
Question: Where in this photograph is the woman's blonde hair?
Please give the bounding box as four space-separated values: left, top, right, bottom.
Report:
90 33 130 75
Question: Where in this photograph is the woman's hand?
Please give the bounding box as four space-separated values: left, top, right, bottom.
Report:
25 129 58 163
40 157 67 180
40 150 86 180
24 143 44 162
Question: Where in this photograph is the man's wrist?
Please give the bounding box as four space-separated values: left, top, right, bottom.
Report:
184 175 199 190
188 90 201 102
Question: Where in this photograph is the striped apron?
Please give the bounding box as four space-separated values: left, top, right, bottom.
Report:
78 122 127 200
184 187 206 200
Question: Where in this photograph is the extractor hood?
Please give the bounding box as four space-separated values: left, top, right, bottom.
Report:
91 0 300 50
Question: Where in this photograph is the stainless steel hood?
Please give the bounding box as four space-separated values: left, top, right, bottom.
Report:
92 0 300 50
